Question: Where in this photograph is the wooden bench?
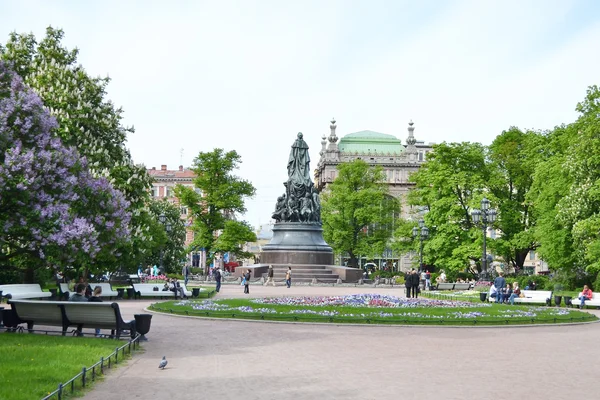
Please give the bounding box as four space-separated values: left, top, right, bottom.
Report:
8 300 136 339
0 284 52 300
453 283 471 290
436 283 455 290
490 290 552 305
571 292 600 308
132 283 192 299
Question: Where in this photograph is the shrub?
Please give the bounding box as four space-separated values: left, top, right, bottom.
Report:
394 275 405 285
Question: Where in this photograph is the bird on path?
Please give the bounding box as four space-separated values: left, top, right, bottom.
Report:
158 356 168 369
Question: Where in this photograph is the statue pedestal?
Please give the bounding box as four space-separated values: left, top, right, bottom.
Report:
261 222 333 265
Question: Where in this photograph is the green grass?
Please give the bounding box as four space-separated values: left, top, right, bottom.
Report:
0 334 132 400
150 297 597 326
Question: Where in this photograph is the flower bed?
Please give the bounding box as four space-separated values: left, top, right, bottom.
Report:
149 294 597 325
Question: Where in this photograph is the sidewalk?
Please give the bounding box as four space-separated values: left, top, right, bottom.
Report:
85 284 600 400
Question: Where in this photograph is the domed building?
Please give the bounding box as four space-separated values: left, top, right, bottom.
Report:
314 120 433 270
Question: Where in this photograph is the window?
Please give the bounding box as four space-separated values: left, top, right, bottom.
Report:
194 188 202 196
167 188 174 197
181 207 188 215
529 251 535 260
151 188 158 197
418 152 424 161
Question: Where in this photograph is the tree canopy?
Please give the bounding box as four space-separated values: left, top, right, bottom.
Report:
321 160 400 267
175 148 256 272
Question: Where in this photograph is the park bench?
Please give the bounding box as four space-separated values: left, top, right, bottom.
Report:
0 284 52 300
59 283 118 300
453 283 471 290
436 283 455 290
7 299 136 338
489 290 552 305
571 292 600 308
59 283 71 300
132 283 192 299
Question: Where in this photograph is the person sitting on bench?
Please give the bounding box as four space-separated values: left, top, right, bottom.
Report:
578 285 593 309
170 278 187 299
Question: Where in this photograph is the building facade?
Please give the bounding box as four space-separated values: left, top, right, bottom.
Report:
148 164 199 266
314 120 434 271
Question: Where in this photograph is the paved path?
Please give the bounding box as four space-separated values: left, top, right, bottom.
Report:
84 284 600 400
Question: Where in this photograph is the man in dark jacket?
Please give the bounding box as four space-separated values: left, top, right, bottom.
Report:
405 270 413 297
409 270 421 298
69 283 88 302
493 272 506 303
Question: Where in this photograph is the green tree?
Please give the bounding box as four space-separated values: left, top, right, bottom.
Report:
531 86 600 283
145 199 187 273
405 142 489 275
321 160 400 267
1 27 156 272
487 127 544 272
175 149 256 273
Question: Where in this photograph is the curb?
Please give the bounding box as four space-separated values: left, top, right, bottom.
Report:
144 306 600 329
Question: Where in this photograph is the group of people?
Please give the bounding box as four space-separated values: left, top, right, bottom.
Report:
161 278 187 299
242 265 292 294
489 276 523 305
68 282 104 336
405 269 423 298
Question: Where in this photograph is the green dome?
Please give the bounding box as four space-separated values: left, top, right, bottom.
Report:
338 130 404 155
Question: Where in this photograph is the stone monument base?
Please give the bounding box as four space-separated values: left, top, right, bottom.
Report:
260 222 333 265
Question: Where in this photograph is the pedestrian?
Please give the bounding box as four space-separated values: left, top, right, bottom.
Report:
405 270 412 297
88 286 103 337
182 264 191 285
493 272 506 304
409 269 420 298
264 265 275 286
425 270 431 290
243 269 251 294
214 265 222 293
285 267 292 288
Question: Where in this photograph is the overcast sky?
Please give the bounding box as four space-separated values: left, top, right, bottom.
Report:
2 0 599 228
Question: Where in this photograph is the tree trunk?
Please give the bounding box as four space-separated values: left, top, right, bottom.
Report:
24 267 34 284
349 253 360 268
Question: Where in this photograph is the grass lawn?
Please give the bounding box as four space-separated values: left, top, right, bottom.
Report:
150 294 597 326
0 334 130 400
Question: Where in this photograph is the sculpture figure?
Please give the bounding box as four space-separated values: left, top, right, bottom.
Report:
272 194 287 222
287 132 312 188
287 194 300 222
300 193 313 222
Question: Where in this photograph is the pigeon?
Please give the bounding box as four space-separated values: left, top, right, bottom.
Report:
158 356 168 369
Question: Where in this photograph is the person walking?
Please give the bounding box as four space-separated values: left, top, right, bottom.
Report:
88 286 103 337
243 269 251 294
214 266 222 293
405 270 413 298
493 272 506 304
264 265 275 286
425 270 431 290
285 267 292 288
182 264 191 285
409 269 420 298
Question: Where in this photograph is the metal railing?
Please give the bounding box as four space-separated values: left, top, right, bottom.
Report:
41 334 142 400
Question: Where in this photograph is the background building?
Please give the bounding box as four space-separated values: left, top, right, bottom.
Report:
314 120 434 271
148 164 199 266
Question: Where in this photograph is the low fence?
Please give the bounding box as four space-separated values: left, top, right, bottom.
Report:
41 334 142 400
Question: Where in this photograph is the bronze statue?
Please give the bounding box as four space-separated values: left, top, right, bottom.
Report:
274 132 322 224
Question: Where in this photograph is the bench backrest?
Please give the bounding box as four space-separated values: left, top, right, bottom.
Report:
10 300 64 325
62 302 121 328
59 283 70 293
453 283 471 290
437 283 455 290
90 283 116 294
0 284 44 294
521 290 552 299
133 283 164 292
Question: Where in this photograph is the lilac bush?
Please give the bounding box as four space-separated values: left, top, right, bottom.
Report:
0 62 131 270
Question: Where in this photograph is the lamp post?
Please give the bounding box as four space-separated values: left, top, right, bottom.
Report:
471 198 497 281
158 213 172 274
412 219 429 273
